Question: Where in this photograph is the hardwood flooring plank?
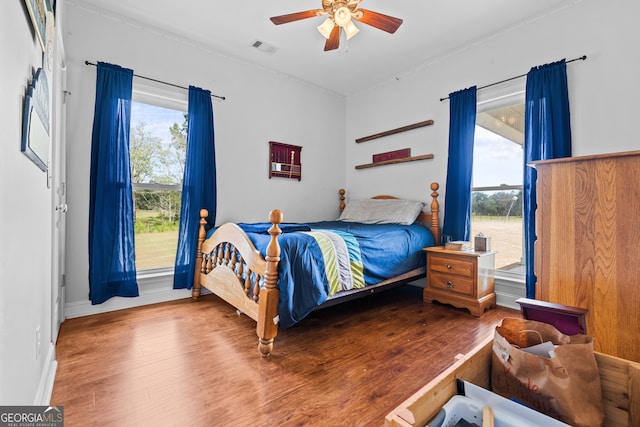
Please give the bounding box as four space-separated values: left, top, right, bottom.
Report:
52 285 518 426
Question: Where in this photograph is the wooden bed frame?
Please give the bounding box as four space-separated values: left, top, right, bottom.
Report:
192 182 441 357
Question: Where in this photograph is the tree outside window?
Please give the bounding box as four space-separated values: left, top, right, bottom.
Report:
130 102 187 271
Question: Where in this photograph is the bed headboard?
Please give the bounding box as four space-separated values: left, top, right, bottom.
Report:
338 182 441 245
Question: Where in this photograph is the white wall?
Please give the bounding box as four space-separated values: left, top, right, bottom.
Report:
62 3 346 314
3 0 639 403
0 2 58 404
345 0 640 204
4 0 637 405
61 0 640 316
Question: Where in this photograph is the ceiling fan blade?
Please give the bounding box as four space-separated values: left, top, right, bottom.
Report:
270 10 324 25
324 25 340 51
353 9 403 34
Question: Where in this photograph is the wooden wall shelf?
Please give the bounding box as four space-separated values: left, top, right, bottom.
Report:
355 154 434 170
355 119 434 143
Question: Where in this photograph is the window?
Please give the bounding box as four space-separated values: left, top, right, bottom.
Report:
130 83 188 273
472 89 525 277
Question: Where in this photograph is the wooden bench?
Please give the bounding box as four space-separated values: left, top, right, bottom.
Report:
386 299 640 427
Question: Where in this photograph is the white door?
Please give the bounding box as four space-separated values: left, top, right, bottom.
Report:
50 30 67 343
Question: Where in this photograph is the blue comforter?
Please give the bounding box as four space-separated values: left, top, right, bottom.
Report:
210 221 435 328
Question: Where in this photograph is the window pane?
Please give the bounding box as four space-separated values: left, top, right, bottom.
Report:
471 190 522 271
472 104 524 274
130 101 187 272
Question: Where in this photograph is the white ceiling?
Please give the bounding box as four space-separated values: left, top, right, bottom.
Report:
69 0 578 96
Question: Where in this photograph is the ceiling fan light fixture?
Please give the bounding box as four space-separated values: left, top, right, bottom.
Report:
317 18 335 39
333 6 352 27
344 20 359 40
269 0 403 52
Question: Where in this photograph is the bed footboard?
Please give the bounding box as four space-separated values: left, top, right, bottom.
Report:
257 210 283 357
192 209 283 357
192 209 209 301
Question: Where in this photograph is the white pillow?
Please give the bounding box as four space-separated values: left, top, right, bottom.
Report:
339 199 424 225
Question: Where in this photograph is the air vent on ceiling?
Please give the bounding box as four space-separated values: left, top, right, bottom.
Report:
251 39 279 55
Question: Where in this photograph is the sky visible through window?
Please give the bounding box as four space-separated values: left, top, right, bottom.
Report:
131 101 185 147
131 101 186 181
473 126 523 188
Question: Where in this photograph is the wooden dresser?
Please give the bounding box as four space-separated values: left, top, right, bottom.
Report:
423 247 496 316
531 150 640 362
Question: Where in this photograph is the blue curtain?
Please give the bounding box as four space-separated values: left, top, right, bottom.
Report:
173 86 217 289
442 86 477 243
88 62 138 304
524 60 572 298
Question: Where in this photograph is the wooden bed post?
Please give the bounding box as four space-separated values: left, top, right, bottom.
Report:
429 182 441 245
339 189 346 213
192 209 209 300
257 209 283 357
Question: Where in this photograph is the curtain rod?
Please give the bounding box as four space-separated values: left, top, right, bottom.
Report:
439 55 586 102
84 61 226 101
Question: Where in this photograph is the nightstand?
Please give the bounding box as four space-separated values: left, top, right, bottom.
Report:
423 246 496 316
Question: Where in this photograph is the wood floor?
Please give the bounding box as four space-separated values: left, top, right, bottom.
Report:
51 285 518 426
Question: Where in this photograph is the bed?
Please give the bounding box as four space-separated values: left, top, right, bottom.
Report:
191 182 442 357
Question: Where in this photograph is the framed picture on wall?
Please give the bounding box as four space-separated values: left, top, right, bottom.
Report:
21 68 50 172
24 0 54 51
269 141 302 181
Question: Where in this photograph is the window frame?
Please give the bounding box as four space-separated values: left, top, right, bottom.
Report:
472 82 526 278
130 81 188 279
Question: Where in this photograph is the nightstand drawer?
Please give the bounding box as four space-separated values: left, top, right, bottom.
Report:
423 247 497 316
429 255 474 278
429 272 474 296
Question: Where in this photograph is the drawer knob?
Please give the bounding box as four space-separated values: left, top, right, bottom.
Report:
446 281 455 288
446 264 453 269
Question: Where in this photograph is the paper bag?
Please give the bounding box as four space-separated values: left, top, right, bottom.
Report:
491 317 604 427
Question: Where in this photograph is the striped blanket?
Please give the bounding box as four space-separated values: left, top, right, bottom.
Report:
303 229 365 296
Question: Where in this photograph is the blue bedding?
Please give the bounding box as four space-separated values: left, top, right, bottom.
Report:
209 221 435 328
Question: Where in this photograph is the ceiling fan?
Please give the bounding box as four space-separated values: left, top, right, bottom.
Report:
270 0 403 52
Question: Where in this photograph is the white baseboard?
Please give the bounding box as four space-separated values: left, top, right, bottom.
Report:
407 278 426 288
34 343 57 405
494 274 526 310
64 286 195 319
64 275 524 318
